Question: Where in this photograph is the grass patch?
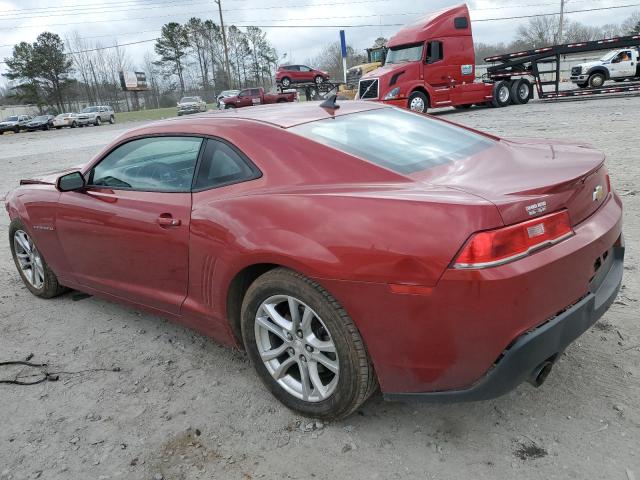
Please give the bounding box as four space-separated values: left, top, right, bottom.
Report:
116 104 218 123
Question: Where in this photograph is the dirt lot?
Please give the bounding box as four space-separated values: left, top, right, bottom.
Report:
1 97 639 480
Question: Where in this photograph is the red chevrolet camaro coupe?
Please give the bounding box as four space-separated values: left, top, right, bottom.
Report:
5 101 624 418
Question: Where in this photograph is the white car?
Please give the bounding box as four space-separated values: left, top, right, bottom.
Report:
570 47 640 88
77 106 115 126
53 113 81 129
177 96 207 116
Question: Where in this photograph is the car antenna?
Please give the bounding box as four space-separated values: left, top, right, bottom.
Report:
319 94 340 111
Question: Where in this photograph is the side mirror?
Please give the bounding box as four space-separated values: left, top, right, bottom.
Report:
57 171 86 192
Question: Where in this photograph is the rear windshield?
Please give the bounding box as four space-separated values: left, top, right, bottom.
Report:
290 108 495 174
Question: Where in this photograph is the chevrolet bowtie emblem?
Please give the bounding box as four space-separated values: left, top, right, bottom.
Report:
592 185 604 202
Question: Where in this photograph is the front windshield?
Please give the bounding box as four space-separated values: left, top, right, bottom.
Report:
82 107 99 113
180 97 198 103
385 43 424 65
291 108 495 175
600 51 618 62
5 116 18 122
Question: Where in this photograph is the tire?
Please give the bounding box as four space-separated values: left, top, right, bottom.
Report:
224 104 236 109
588 72 606 88
94 117 101 126
9 219 67 299
241 268 377 419
109 115 115 124
14 127 20 134
407 91 429 113
314 75 324 85
281 77 291 88
491 80 512 107
71 122 77 128
510 78 532 105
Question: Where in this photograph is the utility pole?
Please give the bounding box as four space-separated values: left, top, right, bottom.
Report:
215 0 232 88
557 0 566 44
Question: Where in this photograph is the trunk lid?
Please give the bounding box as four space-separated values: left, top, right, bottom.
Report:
414 137 609 226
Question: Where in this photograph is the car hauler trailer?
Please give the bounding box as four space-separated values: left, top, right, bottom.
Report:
358 3 640 112
485 35 640 100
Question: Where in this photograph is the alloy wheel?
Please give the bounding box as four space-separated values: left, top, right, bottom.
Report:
254 294 339 402
13 230 44 289
498 85 510 104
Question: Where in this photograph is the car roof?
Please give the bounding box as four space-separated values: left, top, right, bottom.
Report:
152 100 389 129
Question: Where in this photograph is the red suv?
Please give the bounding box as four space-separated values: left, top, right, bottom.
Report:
276 64 330 88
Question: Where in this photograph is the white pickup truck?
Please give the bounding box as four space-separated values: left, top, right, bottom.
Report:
570 47 640 88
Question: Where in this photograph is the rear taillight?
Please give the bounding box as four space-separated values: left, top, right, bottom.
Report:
453 210 574 269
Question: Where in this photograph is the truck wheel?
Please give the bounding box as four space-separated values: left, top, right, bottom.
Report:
407 91 429 113
241 267 377 419
491 81 511 107
281 77 291 88
314 75 324 85
588 72 605 88
510 78 532 104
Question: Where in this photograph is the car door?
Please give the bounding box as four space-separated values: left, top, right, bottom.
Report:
609 50 637 78
55 135 204 314
298 65 314 82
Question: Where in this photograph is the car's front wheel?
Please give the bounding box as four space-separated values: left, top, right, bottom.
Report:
9 220 67 298
241 268 376 419
314 75 324 85
94 117 101 126
281 77 291 88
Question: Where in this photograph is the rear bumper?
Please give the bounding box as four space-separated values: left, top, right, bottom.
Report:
384 240 624 402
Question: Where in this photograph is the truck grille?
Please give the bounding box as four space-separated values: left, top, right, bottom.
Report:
571 66 582 75
358 79 379 100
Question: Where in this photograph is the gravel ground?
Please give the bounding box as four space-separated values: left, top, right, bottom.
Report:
0 97 639 480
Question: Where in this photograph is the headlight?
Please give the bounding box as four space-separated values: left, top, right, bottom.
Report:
384 87 401 100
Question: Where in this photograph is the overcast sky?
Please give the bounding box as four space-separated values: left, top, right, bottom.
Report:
0 0 637 77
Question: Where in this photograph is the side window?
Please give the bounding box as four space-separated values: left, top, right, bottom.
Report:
250 88 261 96
89 136 203 192
289 65 300 71
299 65 311 72
426 41 444 64
239 89 250 96
193 139 260 190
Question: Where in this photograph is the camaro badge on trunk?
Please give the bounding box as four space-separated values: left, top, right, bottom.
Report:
525 201 547 216
593 185 604 202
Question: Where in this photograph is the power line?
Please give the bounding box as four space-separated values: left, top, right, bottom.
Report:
473 2 640 21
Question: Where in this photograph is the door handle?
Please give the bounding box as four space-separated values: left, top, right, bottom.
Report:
157 215 181 227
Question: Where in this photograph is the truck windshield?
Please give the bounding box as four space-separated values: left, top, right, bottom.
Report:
385 43 424 65
290 108 495 174
600 51 618 62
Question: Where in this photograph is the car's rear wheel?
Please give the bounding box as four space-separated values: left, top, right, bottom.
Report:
241 268 376 419
281 77 291 88
71 121 77 128
109 115 115 124
14 126 20 134
407 91 429 113
9 220 67 299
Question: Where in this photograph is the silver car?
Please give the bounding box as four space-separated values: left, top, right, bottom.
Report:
77 105 115 126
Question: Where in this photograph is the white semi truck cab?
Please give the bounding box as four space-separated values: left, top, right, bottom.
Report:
570 47 640 88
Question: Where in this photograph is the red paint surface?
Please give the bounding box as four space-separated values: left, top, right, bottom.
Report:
4 101 623 394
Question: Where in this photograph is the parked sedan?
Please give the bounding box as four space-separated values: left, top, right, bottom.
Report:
53 113 80 129
25 115 55 131
0 115 32 134
4 101 623 419
177 96 207 116
276 64 330 88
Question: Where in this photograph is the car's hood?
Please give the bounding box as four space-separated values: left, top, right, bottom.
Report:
412 137 608 226
575 60 603 70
